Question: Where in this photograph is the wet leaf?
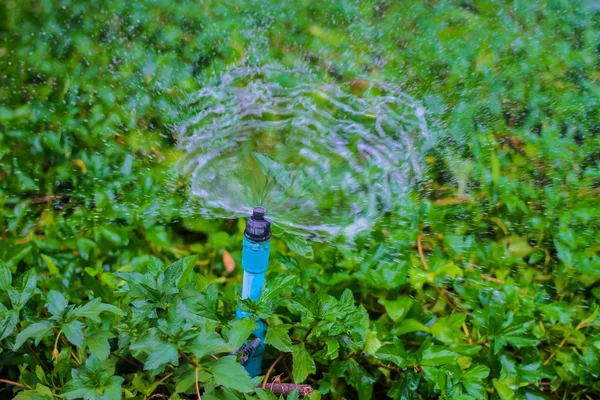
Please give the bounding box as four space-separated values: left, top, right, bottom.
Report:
292 344 316 383
207 356 254 392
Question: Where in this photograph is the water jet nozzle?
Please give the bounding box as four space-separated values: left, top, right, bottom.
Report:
244 206 271 242
237 206 272 377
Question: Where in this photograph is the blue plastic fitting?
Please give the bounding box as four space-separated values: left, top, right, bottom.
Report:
236 207 271 377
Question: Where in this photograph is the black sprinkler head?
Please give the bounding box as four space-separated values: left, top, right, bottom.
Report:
244 206 272 242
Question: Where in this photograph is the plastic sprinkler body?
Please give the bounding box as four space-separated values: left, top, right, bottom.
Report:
235 207 271 376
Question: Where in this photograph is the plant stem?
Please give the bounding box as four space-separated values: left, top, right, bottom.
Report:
157 373 173 384
28 343 51 371
0 379 30 389
0 379 61 398
544 319 588 365
262 353 286 389
303 324 315 342
53 330 62 361
180 351 199 367
195 366 202 400
417 233 429 270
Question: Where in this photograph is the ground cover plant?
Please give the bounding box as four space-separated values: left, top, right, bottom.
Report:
1 0 600 399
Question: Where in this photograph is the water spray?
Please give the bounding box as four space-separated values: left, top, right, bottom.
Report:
177 66 433 243
235 206 271 376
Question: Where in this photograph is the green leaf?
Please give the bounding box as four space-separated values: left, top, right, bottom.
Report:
379 296 414 322
430 313 467 345
363 331 382 355
287 390 300 400
145 342 179 370
40 254 59 276
392 319 431 336
285 236 314 259
9 269 37 310
14 321 54 350
14 390 50 400
227 318 259 349
338 288 356 314
186 284 220 321
421 346 458 366
68 298 124 323
164 255 198 289
462 365 490 381
346 359 374 400
62 320 85 348
146 257 165 276
491 152 500 185
493 379 514 400
0 262 11 290
36 383 55 397
114 272 157 300
0 309 19 340
255 388 279 400
376 337 407 368
97 226 126 247
85 331 114 360
325 337 340 359
47 290 69 318
577 304 599 329
77 238 97 261
189 331 232 359
292 344 316 383
101 376 124 399
388 370 420 400
252 152 292 187
176 365 211 393
261 275 297 303
494 320 540 353
207 355 254 392
62 355 123 400
265 324 292 352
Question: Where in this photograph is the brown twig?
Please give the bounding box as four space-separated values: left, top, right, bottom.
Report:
0 379 61 397
417 233 429 270
262 383 313 398
480 274 505 284
544 317 591 365
195 366 202 400
71 351 82 365
28 343 51 371
180 351 199 368
544 335 571 365
433 286 457 310
433 196 470 206
262 353 286 389
157 373 173 384
0 379 29 389
31 195 66 204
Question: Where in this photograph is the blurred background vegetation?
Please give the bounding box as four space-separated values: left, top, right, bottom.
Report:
1 0 599 399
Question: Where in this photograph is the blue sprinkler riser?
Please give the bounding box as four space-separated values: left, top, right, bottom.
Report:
236 235 270 377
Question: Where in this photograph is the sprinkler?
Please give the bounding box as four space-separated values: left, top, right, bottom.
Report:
235 206 271 376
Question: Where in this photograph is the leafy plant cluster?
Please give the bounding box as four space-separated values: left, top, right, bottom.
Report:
1 0 600 399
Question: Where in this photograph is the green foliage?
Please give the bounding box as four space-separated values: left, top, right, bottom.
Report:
61 356 124 400
1 0 600 399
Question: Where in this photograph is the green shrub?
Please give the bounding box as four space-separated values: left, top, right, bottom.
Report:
1 0 599 399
